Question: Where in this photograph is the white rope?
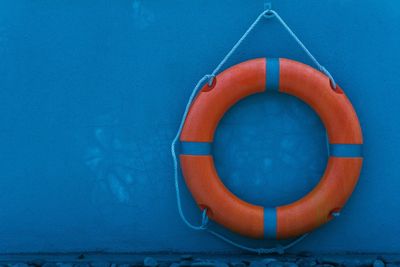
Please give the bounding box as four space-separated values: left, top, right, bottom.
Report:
208 9 336 88
171 7 337 253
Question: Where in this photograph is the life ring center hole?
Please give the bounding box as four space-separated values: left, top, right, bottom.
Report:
213 91 328 207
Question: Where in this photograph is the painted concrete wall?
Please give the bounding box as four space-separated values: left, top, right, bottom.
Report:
0 0 399 253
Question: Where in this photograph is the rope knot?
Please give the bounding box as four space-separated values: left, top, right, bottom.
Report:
172 7 316 254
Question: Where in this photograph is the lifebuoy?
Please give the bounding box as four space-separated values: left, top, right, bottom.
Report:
179 58 363 239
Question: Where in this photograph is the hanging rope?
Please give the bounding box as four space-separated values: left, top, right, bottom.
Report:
171 7 335 254
208 9 336 88
171 74 213 231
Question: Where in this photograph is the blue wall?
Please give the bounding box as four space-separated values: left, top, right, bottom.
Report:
0 0 399 254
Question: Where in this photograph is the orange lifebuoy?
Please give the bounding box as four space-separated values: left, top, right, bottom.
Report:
179 58 363 239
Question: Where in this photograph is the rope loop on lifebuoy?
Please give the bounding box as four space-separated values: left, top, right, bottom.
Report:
171 7 358 253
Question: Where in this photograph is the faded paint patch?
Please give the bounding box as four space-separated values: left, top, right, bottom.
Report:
131 0 155 30
83 114 177 209
84 115 147 205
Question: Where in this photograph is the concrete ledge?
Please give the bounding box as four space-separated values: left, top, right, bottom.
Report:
0 253 399 267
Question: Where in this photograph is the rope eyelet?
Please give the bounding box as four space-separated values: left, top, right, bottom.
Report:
263 3 274 18
263 10 275 19
202 75 216 92
264 10 275 19
207 75 216 87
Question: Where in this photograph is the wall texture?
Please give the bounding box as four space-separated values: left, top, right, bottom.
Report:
0 0 399 254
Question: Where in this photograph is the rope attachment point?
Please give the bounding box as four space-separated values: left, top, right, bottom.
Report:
263 2 275 18
200 208 209 229
207 7 337 91
321 66 337 90
206 74 216 87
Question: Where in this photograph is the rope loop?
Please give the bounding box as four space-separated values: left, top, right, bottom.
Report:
207 8 336 91
171 7 330 254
